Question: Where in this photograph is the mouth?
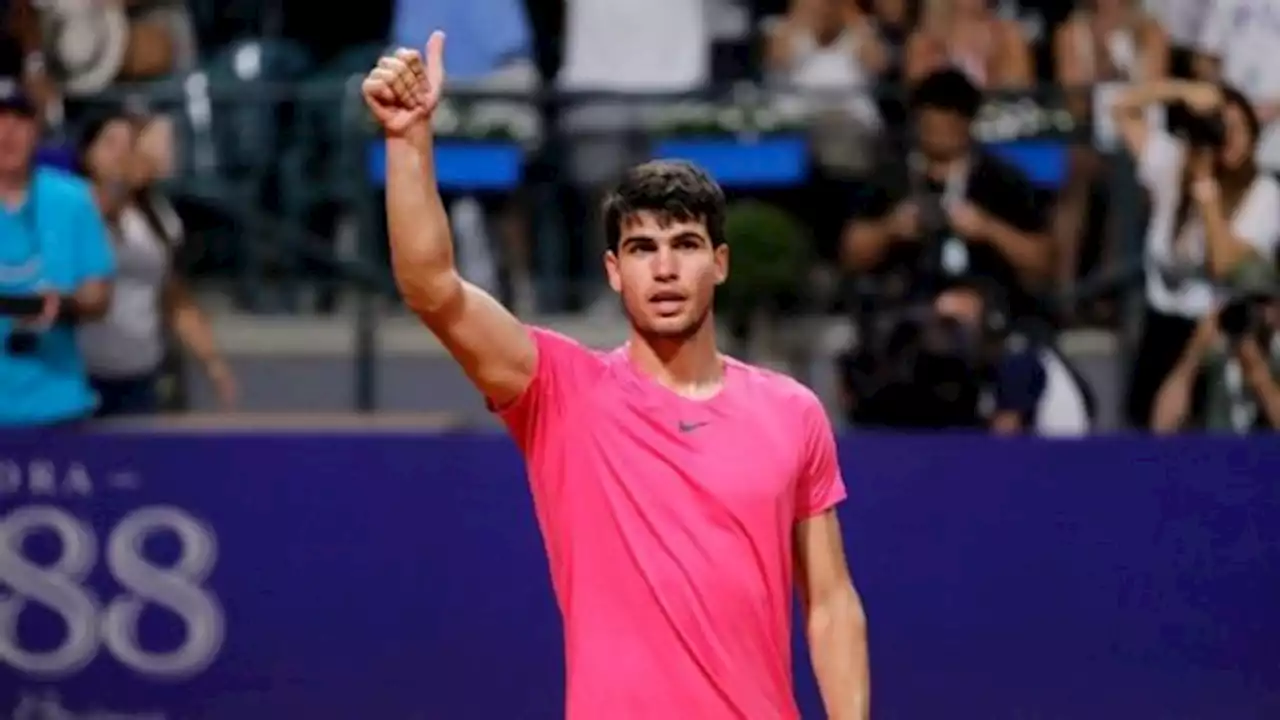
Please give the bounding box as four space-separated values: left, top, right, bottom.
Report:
648 291 687 316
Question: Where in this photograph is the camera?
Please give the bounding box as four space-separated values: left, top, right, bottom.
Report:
5 330 39 355
840 303 990 429
915 191 949 237
1218 292 1274 345
1171 103 1227 149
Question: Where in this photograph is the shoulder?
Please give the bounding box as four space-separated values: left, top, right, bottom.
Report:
970 151 1039 207
1240 173 1280 225
34 167 96 206
972 150 1034 189
731 359 827 418
994 18 1028 44
1250 173 1280 207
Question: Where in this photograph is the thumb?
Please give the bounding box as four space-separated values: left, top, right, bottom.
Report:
425 31 446 87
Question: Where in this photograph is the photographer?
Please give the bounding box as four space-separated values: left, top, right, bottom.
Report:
839 276 1093 434
1152 260 1280 433
1111 79 1280 429
0 75 114 427
842 68 1051 322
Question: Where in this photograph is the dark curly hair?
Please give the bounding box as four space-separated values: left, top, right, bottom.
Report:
602 160 727 252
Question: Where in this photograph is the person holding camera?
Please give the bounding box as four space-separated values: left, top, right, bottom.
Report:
842 68 1052 323
73 108 237 416
838 276 1093 434
1111 79 1280 429
1152 259 1280 432
0 76 114 427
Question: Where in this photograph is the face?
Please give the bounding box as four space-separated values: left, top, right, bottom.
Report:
796 0 843 34
85 118 137 184
873 0 905 23
0 109 38 179
605 210 728 341
953 0 987 15
1219 101 1255 170
916 107 971 161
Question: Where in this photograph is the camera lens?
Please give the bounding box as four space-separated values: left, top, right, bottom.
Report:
5 331 38 355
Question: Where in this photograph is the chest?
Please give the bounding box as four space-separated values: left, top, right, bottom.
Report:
113 211 169 286
0 208 76 294
577 392 803 519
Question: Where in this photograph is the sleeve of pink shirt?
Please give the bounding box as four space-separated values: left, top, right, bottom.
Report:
488 326 602 455
794 392 848 520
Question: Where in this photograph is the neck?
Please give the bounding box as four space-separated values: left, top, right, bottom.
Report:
925 153 968 180
627 320 724 397
0 170 29 206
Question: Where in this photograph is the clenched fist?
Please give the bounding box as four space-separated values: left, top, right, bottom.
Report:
362 31 446 137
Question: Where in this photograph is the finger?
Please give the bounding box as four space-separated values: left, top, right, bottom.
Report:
393 47 422 67
363 72 398 104
424 31 446 92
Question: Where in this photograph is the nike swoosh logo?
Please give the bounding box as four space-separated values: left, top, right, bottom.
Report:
678 421 709 433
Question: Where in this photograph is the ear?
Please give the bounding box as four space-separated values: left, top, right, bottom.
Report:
713 243 729 286
604 250 622 293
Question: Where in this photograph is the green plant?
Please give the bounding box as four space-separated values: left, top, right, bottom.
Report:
717 201 812 331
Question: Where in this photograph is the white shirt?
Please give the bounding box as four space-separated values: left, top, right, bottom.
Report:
1137 129 1280 318
78 201 181 377
1198 0 1280 169
1147 0 1210 48
768 23 881 128
558 0 709 91
1035 348 1091 437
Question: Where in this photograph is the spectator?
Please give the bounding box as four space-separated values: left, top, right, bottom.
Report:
556 0 710 311
904 0 1034 89
837 276 1093 433
763 0 887 119
1052 0 1167 303
1197 0 1280 176
763 0 885 261
842 68 1052 323
0 75 113 427
1111 80 1280 429
73 109 236 417
8 0 196 102
1152 257 1280 433
392 0 539 312
1141 0 1210 79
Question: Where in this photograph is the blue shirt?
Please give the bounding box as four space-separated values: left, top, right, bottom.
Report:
0 168 115 426
392 0 533 81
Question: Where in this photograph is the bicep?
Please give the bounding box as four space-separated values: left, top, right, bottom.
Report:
794 509 853 608
419 275 538 408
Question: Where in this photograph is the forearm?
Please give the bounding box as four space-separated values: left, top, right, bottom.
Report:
61 281 112 323
807 587 870 720
842 220 895 270
1198 199 1256 278
385 131 459 314
168 282 224 370
983 220 1050 286
1246 366 1280 428
1114 79 1203 115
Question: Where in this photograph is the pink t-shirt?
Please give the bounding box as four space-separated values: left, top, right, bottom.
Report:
493 327 847 719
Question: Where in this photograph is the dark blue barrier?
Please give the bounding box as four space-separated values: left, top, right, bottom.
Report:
1 432 1278 718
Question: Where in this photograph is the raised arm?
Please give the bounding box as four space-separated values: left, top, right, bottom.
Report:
362 33 536 408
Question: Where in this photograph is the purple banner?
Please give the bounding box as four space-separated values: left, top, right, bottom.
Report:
0 430 1278 719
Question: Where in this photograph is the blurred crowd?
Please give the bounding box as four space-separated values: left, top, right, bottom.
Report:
2 0 1280 437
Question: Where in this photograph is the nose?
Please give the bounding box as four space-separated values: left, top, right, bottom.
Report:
651 245 679 281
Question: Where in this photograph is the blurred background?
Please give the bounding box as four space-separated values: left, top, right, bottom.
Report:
3 0 1277 435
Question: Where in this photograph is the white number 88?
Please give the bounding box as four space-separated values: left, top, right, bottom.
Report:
0 505 224 679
